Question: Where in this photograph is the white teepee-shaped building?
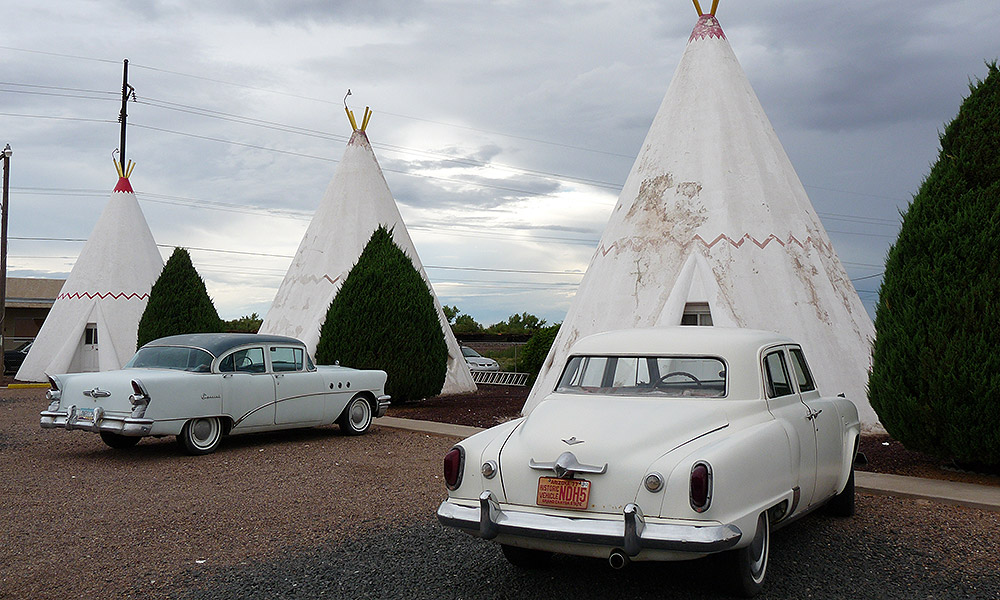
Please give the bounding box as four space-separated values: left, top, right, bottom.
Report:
524 7 878 427
17 164 164 381
260 108 476 395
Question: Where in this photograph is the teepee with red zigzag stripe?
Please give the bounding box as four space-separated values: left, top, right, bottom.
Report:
17 161 163 381
260 105 476 395
523 3 879 428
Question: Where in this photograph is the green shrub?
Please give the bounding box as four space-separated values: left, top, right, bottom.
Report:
137 247 223 348
316 225 448 402
869 62 1000 466
522 324 560 385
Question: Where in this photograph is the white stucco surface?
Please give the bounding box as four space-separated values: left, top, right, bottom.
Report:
17 178 164 381
260 129 476 395
522 14 879 428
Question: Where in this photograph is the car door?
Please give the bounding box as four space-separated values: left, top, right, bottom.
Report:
270 345 326 425
762 347 819 510
788 346 843 501
219 346 276 430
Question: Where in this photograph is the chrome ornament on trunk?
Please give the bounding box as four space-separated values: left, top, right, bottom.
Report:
529 451 607 479
83 388 111 398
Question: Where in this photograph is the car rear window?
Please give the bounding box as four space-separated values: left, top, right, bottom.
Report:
556 355 727 397
126 346 214 372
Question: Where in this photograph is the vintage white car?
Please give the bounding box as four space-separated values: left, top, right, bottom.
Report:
40 333 390 455
437 327 859 596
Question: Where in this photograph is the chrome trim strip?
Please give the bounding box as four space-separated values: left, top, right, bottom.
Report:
438 494 742 554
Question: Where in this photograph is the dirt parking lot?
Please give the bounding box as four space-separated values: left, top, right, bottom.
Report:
1 387 454 600
3 387 1000 599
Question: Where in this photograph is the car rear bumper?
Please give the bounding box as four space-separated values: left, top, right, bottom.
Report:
40 407 154 436
375 395 391 418
437 491 742 557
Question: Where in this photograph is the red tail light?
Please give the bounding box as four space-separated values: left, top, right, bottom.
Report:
444 446 465 490
690 461 713 512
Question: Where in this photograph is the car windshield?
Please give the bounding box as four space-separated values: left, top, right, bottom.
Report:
125 346 214 372
555 355 727 398
462 347 481 358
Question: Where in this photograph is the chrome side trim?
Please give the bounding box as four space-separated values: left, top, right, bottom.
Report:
438 494 742 554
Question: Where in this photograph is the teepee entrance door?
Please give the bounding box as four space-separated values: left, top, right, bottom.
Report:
80 324 99 372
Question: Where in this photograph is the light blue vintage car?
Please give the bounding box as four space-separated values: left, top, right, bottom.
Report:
40 333 390 455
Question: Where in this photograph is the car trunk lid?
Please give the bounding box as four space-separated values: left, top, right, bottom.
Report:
498 394 728 514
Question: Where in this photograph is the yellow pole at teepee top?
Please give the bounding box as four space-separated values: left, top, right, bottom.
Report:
692 0 703 15
345 106 358 131
711 0 719 15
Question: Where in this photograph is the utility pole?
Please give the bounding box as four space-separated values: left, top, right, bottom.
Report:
1 143 11 372
118 59 133 166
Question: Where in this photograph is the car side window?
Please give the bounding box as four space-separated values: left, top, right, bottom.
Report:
763 351 794 398
788 348 816 393
270 346 304 372
220 347 266 373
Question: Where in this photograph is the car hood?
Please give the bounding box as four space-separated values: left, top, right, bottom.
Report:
498 394 729 513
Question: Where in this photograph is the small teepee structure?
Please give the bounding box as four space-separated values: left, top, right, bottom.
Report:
524 2 878 427
260 104 476 395
17 160 164 381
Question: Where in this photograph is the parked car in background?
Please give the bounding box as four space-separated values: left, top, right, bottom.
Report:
462 346 500 372
4 340 32 375
438 327 860 597
40 333 390 455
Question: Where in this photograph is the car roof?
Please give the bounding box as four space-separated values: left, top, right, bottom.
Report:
568 327 795 357
142 333 305 357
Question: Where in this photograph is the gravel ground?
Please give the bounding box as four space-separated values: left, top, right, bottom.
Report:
4 386 1000 599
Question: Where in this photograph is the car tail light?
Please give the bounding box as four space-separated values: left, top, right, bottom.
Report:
45 375 62 404
444 446 465 490
129 380 150 419
690 461 713 512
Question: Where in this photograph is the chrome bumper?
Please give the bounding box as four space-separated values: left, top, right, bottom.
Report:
437 491 742 556
375 395 391 418
40 406 153 436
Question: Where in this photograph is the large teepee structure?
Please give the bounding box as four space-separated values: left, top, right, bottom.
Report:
17 161 164 381
524 3 878 427
260 106 476 395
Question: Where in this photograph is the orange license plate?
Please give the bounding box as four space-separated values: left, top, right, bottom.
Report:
536 477 590 510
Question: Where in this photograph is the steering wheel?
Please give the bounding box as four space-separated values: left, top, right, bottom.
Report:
654 371 703 388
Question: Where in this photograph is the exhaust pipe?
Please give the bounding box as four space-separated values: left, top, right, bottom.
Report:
608 549 629 570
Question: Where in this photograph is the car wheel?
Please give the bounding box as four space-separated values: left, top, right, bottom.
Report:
337 395 373 436
100 431 141 449
727 511 769 597
826 466 855 517
178 417 223 455
501 544 552 568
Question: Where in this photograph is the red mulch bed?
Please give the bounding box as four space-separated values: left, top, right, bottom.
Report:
388 386 1000 488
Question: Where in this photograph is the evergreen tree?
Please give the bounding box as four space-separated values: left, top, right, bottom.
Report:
522 324 560 385
316 225 448 402
869 63 1000 466
137 247 223 348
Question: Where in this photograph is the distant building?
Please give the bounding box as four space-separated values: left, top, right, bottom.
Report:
3 277 65 351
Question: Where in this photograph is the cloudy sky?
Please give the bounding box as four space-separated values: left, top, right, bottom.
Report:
1 0 996 326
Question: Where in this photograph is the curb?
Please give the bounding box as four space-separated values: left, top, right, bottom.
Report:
4 383 50 389
856 471 1000 513
379 416 1000 513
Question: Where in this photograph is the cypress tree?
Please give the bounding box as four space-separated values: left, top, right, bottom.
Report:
869 63 1000 466
316 225 448 402
136 247 223 348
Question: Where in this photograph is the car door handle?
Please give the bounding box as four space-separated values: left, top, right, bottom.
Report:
806 408 823 421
